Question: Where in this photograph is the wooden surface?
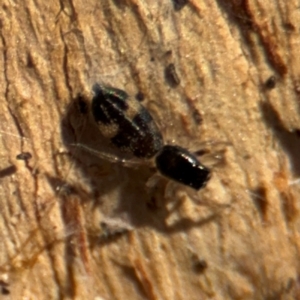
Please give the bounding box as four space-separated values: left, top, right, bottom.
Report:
0 0 300 299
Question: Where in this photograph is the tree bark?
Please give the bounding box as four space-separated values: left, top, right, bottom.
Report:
0 0 300 299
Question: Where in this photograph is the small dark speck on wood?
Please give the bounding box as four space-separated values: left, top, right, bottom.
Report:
264 75 276 90
172 0 188 11
165 63 180 88
16 152 32 161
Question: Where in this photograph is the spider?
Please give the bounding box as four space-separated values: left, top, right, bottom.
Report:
78 83 211 191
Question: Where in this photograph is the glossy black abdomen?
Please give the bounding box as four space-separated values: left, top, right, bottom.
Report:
155 145 211 190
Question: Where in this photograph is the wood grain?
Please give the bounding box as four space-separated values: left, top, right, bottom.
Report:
0 0 300 299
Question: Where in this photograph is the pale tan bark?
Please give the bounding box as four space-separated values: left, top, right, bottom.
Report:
0 0 300 299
